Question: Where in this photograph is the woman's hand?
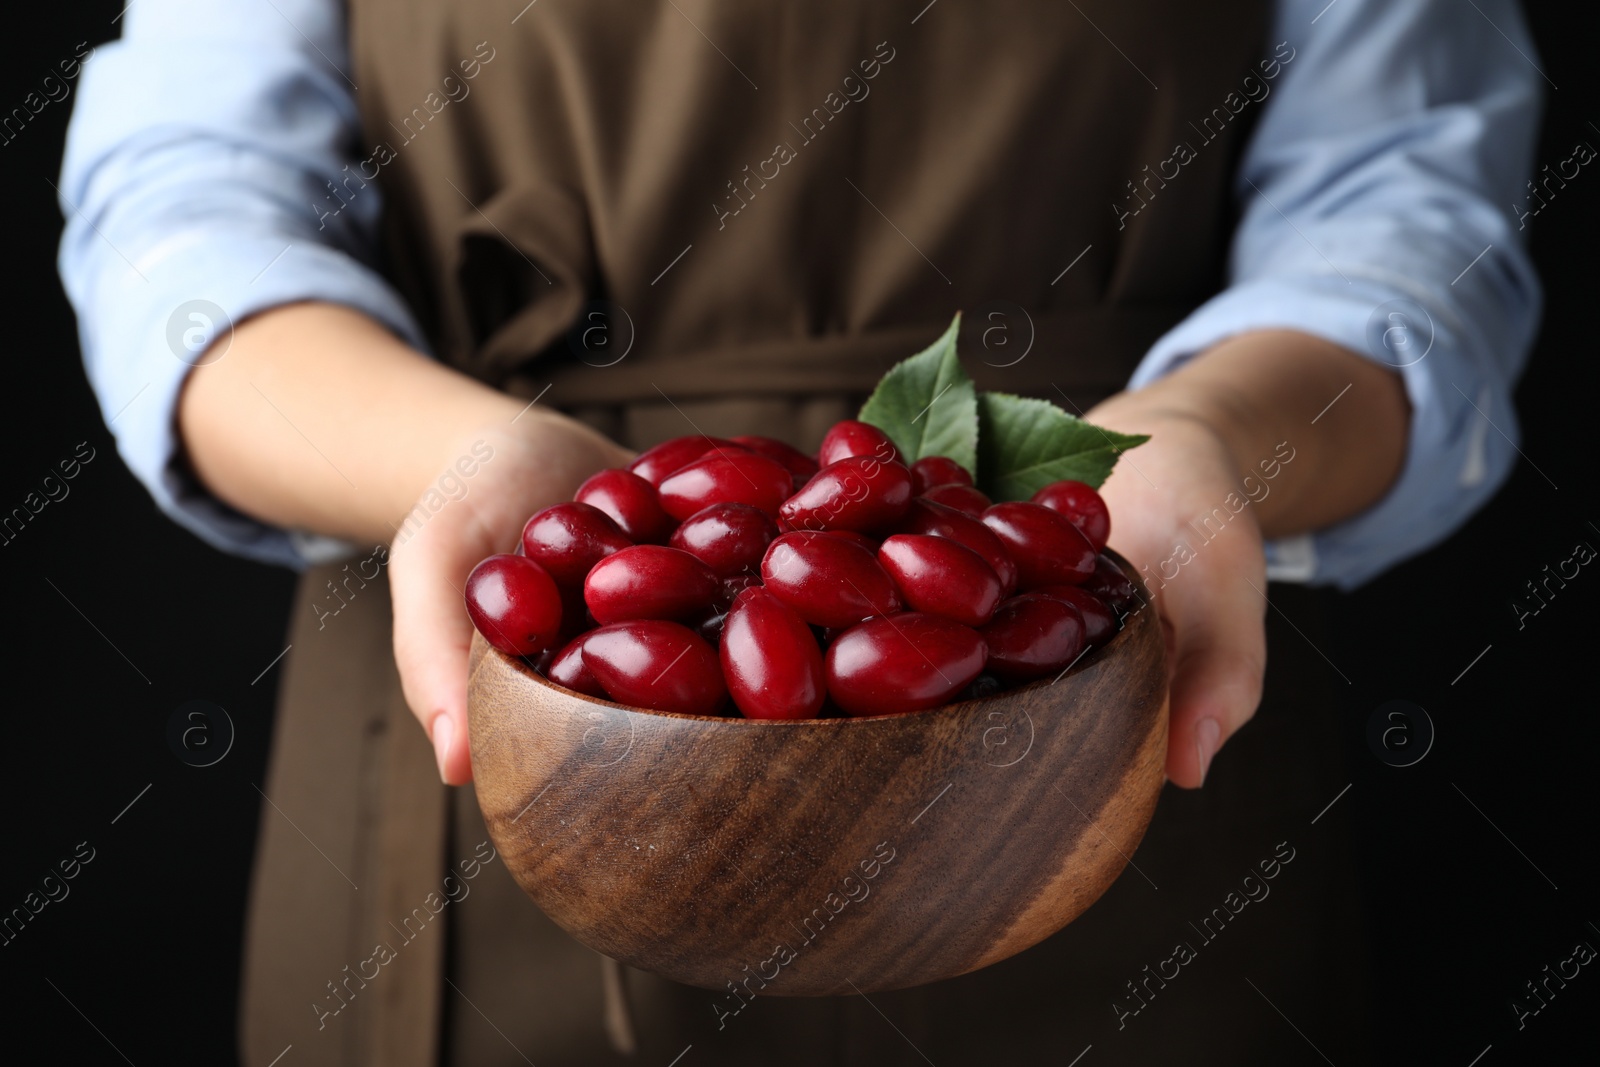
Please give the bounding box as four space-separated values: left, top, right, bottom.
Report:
388 414 631 784
1085 328 1408 787
179 302 634 786
1081 402 1267 787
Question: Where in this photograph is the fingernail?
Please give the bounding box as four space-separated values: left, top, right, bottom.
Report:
433 715 454 783
1194 717 1221 785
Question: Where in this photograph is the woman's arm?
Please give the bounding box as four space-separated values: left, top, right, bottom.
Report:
1100 329 1409 539
178 302 623 546
1131 0 1544 586
58 0 430 564
181 302 629 785
59 1 628 784
1099 0 1543 787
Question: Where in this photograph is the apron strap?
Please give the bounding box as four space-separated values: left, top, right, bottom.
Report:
600 956 638 1055
240 563 450 1067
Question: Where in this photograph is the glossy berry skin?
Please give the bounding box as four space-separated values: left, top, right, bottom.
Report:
658 451 794 521
778 455 914 534
628 435 739 487
1081 554 1140 614
544 634 608 698
465 554 564 657
731 435 820 481
760 532 901 628
581 621 727 716
575 468 675 544
817 419 901 467
979 594 1087 682
520 502 632 588
825 613 988 716
1031 479 1111 551
981 501 1096 589
909 455 973 494
584 545 720 624
920 482 992 519
897 498 1018 597
1034 585 1117 645
877 534 1003 628
668 503 779 578
720 587 826 719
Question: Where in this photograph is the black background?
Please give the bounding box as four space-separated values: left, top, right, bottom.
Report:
0 3 1593 1063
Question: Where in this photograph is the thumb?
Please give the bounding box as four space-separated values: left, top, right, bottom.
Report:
1160 557 1268 788
390 530 478 786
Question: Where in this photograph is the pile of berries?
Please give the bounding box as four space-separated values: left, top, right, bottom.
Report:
465 421 1138 719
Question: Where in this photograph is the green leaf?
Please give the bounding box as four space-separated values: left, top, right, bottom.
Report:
977 392 1149 499
857 313 1149 497
858 314 978 474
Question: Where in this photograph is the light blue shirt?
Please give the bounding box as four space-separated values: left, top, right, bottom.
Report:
58 0 1544 587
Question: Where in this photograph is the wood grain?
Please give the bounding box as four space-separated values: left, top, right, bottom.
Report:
467 551 1168 995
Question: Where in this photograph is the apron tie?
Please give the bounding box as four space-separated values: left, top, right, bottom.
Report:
600 955 638 1055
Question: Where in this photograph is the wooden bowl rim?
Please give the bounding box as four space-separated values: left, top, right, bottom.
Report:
483 547 1149 727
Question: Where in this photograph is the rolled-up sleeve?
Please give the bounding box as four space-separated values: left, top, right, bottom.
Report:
58 0 424 568
1129 0 1544 589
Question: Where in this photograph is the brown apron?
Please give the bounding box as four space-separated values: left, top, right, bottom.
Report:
241 2 1373 1063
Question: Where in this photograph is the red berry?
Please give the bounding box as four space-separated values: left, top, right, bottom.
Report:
668 503 780 578
575 468 675 544
825 613 987 716
584 545 720 624
896 498 1019 597
778 455 914 533
1033 585 1117 645
760 531 901 628
979 594 1087 682
545 633 608 698
658 451 794 521
730 435 820 481
628 435 740 487
1081 554 1141 614
980 502 1096 589
1031 480 1111 551
921 482 992 519
818 420 902 467
465 554 564 657
520 502 632 588
720 587 826 719
877 534 1003 627
909 456 973 494
581 621 727 715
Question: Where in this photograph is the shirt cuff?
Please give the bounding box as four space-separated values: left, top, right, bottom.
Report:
81 234 428 569
1128 274 1517 590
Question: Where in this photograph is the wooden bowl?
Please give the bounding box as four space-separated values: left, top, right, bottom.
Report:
467 551 1167 996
